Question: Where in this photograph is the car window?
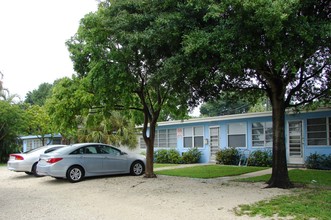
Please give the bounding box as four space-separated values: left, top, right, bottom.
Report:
70 147 84 155
24 146 46 154
97 145 109 154
97 145 121 156
110 147 121 156
84 146 98 154
44 147 62 154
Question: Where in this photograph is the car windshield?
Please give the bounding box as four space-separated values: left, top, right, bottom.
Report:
49 145 74 155
23 145 65 154
23 146 48 154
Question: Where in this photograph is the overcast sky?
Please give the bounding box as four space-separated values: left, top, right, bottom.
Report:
0 0 98 100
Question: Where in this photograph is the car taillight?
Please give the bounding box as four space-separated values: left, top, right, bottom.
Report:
10 154 24 160
46 158 63 164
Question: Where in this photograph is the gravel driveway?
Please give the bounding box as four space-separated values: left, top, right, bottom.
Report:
0 166 290 220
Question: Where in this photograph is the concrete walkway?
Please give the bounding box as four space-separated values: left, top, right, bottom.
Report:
154 163 211 171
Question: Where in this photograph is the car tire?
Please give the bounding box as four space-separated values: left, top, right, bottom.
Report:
32 163 43 177
130 161 145 176
25 172 33 175
53 177 63 180
66 166 84 183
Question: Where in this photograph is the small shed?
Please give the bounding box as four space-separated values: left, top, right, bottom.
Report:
20 134 62 152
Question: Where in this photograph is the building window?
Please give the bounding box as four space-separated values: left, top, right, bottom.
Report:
140 137 147 149
228 123 246 148
184 126 204 148
184 127 193 148
26 140 33 151
26 139 43 151
307 117 330 146
156 129 177 148
252 122 273 147
167 129 177 148
158 130 167 148
52 138 62 145
140 129 178 149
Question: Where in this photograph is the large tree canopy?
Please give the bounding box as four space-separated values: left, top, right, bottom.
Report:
25 105 55 145
25 82 53 106
66 0 203 177
199 92 260 116
66 0 330 185
0 101 27 162
45 76 92 142
45 76 138 148
181 0 330 188
0 72 26 161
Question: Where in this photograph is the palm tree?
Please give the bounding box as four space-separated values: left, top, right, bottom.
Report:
77 111 137 149
0 71 20 103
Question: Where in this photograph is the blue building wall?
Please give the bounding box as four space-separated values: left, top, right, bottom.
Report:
151 109 331 164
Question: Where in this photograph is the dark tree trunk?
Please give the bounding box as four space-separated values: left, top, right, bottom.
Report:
267 87 293 189
145 145 156 178
143 112 158 178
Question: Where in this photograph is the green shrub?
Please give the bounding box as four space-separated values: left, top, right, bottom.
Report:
248 150 272 167
305 153 331 170
154 149 182 164
216 148 240 165
182 148 202 164
0 143 21 163
167 149 182 164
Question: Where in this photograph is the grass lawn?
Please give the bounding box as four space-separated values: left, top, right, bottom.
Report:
155 165 267 179
236 169 331 220
239 169 331 187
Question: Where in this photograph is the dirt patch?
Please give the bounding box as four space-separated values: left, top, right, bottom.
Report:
0 166 290 220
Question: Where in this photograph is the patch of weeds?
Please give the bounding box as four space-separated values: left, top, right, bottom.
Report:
234 189 331 220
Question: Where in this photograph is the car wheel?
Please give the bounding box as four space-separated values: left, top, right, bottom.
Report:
66 166 84 183
130 161 144 176
25 172 33 175
32 163 43 177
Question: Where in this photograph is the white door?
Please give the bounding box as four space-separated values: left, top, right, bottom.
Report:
288 121 304 164
209 127 220 162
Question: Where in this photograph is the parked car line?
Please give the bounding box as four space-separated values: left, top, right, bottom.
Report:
37 143 146 182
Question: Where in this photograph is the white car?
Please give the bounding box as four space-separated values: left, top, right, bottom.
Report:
7 145 66 177
37 143 146 182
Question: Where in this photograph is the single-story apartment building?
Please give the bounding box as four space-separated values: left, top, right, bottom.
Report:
20 134 62 152
139 108 331 165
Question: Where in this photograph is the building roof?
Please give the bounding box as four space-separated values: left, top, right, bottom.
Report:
19 134 62 140
157 108 331 126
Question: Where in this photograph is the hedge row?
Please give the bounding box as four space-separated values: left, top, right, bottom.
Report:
153 147 331 170
154 148 202 164
215 148 272 167
215 148 331 170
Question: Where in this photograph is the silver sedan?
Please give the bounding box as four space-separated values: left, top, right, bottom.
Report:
7 145 67 177
37 143 146 182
